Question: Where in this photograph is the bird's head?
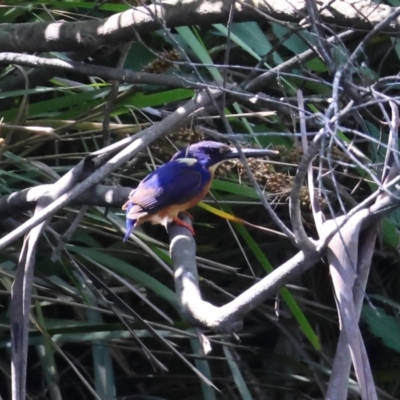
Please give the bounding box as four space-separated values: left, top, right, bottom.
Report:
171 141 278 172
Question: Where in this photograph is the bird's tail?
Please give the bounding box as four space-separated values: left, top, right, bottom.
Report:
123 202 137 242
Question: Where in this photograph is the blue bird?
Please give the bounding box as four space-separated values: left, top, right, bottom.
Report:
122 141 277 241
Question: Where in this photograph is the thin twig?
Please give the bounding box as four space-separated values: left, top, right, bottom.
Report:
343 7 400 79
289 131 321 252
298 89 324 234
304 0 335 74
244 30 357 92
103 42 133 147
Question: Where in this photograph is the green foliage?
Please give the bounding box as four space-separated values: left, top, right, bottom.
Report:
362 305 400 354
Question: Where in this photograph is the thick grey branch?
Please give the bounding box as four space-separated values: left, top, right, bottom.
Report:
327 212 378 400
0 0 398 53
168 189 400 332
0 185 131 220
0 53 208 90
327 226 378 400
168 214 318 332
169 216 244 332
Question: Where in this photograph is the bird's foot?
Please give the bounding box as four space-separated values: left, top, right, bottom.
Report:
173 216 195 236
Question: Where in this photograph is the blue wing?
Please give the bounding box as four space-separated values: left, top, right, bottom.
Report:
123 202 137 241
123 159 210 241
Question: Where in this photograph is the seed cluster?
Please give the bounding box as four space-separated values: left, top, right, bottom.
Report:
150 127 205 162
143 49 181 74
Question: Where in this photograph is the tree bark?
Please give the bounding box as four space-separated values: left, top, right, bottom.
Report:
0 0 397 53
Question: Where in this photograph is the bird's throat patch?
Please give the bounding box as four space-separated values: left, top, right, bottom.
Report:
175 158 198 166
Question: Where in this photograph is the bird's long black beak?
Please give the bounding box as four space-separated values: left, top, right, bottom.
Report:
221 147 279 160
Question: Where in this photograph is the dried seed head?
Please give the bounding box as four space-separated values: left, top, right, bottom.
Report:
143 49 181 74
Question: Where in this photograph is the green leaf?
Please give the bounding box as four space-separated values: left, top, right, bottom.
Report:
382 217 400 248
214 22 283 65
212 179 260 199
190 331 217 400
121 89 194 109
362 305 400 354
223 345 253 400
272 24 309 54
176 26 222 81
2 88 110 121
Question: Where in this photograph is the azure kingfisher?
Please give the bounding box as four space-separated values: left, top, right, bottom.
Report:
122 141 277 241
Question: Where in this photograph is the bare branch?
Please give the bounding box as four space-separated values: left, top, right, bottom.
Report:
343 7 400 79
0 53 208 90
298 90 324 234
0 184 131 220
325 102 400 398
327 211 378 400
102 41 133 147
168 214 318 332
380 101 400 184
289 132 322 252
0 1 399 53
327 226 378 400
229 138 297 243
167 187 400 332
304 0 335 74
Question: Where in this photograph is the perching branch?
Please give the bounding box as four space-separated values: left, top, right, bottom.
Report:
167 187 400 333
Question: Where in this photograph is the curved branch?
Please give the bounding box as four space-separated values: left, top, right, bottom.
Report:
168 188 400 332
289 133 322 252
168 212 319 332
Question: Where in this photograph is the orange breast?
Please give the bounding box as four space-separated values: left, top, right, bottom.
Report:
152 178 212 222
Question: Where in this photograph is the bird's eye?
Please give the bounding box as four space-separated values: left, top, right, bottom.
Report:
219 145 230 153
